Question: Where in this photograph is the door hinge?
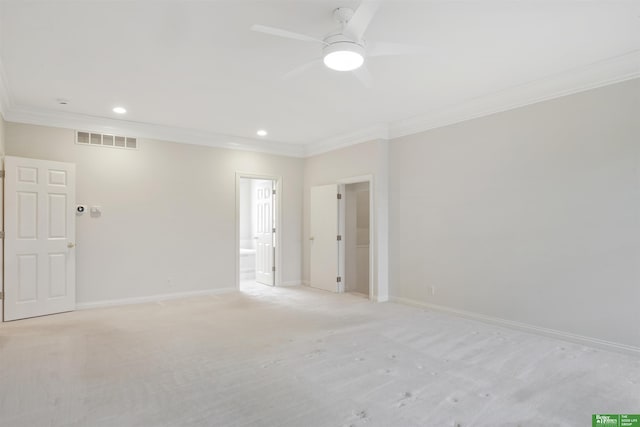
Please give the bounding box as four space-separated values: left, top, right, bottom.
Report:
337 193 342 200
0 170 5 178
337 276 342 283
272 189 276 195
272 227 276 233
337 235 342 241
272 266 276 272
0 231 4 239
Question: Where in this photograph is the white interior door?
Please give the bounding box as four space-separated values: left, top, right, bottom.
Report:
254 180 274 286
4 156 76 321
310 184 341 292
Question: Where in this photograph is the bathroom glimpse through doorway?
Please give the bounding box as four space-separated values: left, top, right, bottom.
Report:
237 175 279 290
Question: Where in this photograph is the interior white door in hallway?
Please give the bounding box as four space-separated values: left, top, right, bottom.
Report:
310 184 342 292
255 180 275 286
3 156 76 321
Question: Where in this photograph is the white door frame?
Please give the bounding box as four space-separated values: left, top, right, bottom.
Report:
235 172 282 288
337 175 374 300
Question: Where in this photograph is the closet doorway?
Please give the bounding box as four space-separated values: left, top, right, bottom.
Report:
344 182 370 298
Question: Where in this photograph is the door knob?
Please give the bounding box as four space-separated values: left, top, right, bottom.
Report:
67 242 76 248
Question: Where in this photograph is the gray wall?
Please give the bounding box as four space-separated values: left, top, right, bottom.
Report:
389 78 640 348
3 79 639 350
5 123 304 304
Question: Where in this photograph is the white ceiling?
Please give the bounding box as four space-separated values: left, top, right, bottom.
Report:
0 1 638 156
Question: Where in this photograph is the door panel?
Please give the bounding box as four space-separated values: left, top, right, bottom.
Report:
310 184 340 292
18 192 38 238
48 194 68 237
48 253 67 297
4 156 76 321
255 180 274 286
17 255 38 302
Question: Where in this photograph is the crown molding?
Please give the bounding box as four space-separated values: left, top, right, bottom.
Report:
304 123 389 157
388 49 640 139
303 49 640 155
1 50 638 158
3 107 306 157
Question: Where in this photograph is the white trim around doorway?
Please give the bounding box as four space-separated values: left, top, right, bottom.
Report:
235 172 283 289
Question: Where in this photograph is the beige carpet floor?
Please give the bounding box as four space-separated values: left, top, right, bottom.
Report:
1 282 638 427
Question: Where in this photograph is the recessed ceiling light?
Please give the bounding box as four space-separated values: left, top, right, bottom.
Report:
113 106 127 114
256 129 268 137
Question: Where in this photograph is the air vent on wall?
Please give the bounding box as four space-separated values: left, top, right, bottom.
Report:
76 131 138 150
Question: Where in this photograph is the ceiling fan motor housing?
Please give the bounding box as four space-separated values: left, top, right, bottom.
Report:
322 38 365 71
323 40 364 57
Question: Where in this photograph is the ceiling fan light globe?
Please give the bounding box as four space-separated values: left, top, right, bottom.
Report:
323 42 364 71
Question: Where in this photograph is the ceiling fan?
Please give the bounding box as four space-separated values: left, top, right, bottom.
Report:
250 0 425 87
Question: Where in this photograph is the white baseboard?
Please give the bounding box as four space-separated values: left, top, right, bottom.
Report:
279 281 302 287
77 287 237 310
389 296 640 356
375 293 389 303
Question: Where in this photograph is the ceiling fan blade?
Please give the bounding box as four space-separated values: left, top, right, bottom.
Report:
282 59 322 80
345 0 381 40
353 64 373 88
367 41 428 57
251 24 326 44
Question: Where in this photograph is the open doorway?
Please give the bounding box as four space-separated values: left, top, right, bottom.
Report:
237 175 278 291
344 182 370 298
309 179 373 298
